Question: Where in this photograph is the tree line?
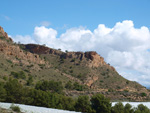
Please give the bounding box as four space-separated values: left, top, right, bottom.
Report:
0 79 150 113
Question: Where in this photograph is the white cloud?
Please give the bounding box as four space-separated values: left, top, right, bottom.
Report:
40 21 51 27
33 26 57 44
11 20 150 87
12 35 35 44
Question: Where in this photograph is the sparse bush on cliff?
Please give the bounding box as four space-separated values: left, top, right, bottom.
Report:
10 71 26 79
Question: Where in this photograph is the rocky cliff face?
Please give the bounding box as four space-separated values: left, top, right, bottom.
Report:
0 41 45 65
25 44 63 55
24 44 108 68
85 51 106 67
0 26 12 42
0 27 45 65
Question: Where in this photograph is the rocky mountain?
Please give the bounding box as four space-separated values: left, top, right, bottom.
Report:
0 26 150 101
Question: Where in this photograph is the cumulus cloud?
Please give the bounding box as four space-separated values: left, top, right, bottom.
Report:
12 35 35 44
33 26 57 44
11 20 150 87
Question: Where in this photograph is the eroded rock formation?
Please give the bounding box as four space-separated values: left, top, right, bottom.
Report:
0 26 12 42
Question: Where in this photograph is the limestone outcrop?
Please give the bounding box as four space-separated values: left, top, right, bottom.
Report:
0 26 12 42
25 44 107 68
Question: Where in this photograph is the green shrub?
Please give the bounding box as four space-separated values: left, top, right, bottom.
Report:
4 79 24 103
38 64 45 69
91 94 111 113
73 82 86 91
11 71 26 79
3 76 8 81
26 76 33 86
111 102 124 113
75 95 94 113
134 104 150 113
35 80 64 93
6 59 12 64
71 58 75 62
65 81 73 90
140 92 147 97
70 70 73 73
124 89 129 92
100 80 104 83
124 103 134 113
0 82 6 102
126 80 129 84
10 104 21 112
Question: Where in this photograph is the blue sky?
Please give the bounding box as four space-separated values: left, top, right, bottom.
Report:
1 0 150 87
0 0 150 36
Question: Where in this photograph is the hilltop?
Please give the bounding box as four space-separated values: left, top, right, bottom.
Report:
0 26 150 101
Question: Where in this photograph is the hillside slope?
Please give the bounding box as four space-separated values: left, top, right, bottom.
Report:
0 26 150 101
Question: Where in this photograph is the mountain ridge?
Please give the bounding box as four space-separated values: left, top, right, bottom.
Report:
0 26 150 101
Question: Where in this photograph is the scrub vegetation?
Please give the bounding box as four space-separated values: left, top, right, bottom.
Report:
0 80 150 113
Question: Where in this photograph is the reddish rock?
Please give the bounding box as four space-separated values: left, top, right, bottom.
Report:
25 44 63 55
0 26 13 42
24 44 108 68
0 41 45 65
